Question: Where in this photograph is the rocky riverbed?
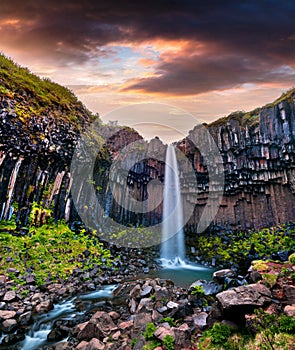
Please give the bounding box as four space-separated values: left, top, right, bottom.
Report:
0 253 294 350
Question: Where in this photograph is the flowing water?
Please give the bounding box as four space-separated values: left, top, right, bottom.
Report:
16 285 117 350
160 144 212 285
161 144 185 261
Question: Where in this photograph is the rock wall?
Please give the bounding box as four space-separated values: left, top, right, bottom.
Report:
1 84 295 233
180 95 295 231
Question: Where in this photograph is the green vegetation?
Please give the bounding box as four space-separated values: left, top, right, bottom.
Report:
191 284 205 297
199 311 295 350
163 334 175 350
0 218 113 286
131 337 138 349
196 223 295 268
159 317 175 327
144 323 157 340
208 87 295 129
0 53 96 128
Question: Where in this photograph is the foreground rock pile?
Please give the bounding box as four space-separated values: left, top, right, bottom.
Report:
0 255 294 349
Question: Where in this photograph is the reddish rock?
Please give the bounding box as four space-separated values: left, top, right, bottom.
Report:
134 313 152 329
0 310 16 320
284 305 295 317
3 291 16 302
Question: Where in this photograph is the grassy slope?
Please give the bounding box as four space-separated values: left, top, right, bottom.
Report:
209 87 295 129
0 53 96 128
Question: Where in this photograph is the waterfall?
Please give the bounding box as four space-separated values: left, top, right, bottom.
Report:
161 144 185 264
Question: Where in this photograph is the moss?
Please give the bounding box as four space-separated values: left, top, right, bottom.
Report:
288 252 295 265
208 88 295 129
261 273 277 288
0 53 98 129
252 260 269 272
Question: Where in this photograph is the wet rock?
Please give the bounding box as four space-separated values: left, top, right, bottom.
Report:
189 280 223 295
140 285 153 297
1 333 25 346
35 299 53 313
18 311 32 326
212 269 236 283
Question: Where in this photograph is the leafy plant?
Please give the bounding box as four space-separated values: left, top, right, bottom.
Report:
191 284 205 297
144 323 157 340
163 334 175 350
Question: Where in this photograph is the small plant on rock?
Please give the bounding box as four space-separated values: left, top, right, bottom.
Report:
191 284 205 297
163 334 175 350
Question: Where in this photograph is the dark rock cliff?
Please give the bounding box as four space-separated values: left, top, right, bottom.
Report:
1 54 295 233
179 90 295 231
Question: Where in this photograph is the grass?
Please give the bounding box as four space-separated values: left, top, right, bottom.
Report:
195 223 295 268
0 219 114 286
209 87 295 129
0 53 97 128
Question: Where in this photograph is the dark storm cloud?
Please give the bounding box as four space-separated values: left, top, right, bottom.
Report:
1 0 294 92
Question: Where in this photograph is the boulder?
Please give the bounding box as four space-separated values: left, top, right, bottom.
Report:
0 318 17 333
0 310 16 320
284 304 295 317
3 291 16 302
134 312 152 329
216 284 272 312
173 323 191 350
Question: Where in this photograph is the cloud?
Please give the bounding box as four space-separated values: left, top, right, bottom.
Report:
0 0 294 95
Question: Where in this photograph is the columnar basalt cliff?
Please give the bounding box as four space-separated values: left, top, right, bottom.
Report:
178 90 295 231
1 54 295 233
0 55 142 227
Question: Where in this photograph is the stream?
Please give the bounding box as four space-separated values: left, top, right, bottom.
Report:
1 262 213 349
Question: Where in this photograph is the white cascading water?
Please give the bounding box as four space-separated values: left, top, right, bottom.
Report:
161 144 186 266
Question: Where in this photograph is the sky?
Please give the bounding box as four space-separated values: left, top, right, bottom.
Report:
0 0 295 141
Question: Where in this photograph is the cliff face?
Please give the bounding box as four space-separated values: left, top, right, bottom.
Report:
180 91 295 231
1 54 295 233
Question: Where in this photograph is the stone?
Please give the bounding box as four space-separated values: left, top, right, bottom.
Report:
3 291 16 302
282 285 295 304
212 269 236 283
1 318 17 333
189 280 223 295
134 312 152 329
76 322 100 341
173 323 191 350
167 301 179 309
0 310 16 320
35 299 53 313
192 312 208 330
284 304 295 317
140 285 153 297
154 326 175 341
90 311 117 336
18 311 32 326
1 333 25 346
108 311 120 320
118 320 134 332
216 284 272 311
87 338 105 350
76 341 89 350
